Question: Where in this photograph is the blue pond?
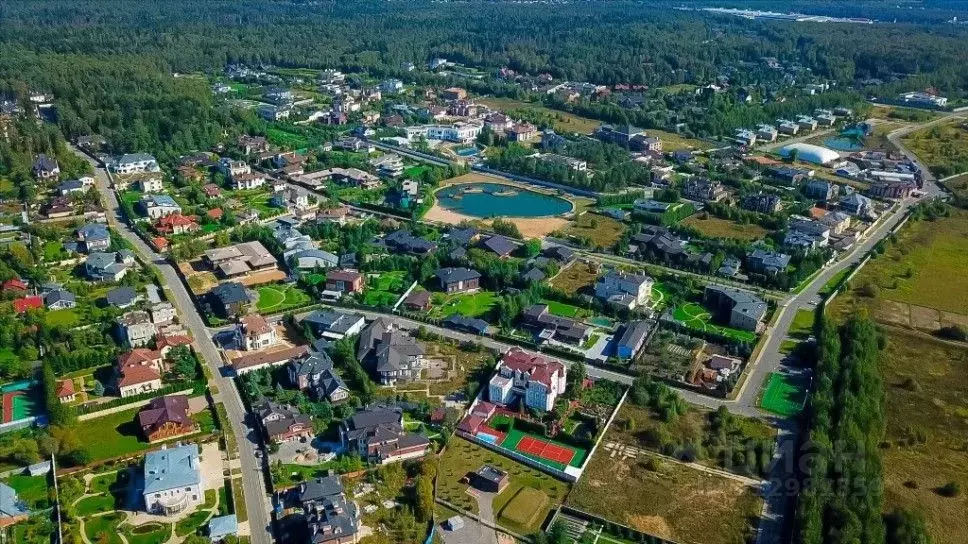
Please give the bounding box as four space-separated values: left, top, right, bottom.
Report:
824 127 867 151
436 182 572 218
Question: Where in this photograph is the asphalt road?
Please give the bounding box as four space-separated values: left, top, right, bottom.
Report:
73 147 274 544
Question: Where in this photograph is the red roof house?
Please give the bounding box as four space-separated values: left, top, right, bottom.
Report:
13 296 43 314
2 279 27 293
155 213 199 235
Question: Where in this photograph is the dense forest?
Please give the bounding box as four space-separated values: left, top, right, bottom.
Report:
0 1 966 158
793 316 931 544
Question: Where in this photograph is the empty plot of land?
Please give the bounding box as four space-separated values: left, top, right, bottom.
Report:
549 261 599 294
477 97 601 134
832 210 968 318
879 329 968 544
681 215 768 241
901 119 968 178
561 212 626 249
568 445 762 544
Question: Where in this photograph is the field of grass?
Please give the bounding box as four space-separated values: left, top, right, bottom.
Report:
363 271 408 307
568 441 762 544
123 522 172 544
681 215 769 241
478 97 601 134
174 509 211 537
549 262 599 294
5 474 49 508
45 309 80 328
84 513 125 544
759 372 809 417
788 309 816 339
73 407 152 461
497 487 550 533
75 494 118 516
429 291 497 318
819 267 852 296
901 120 968 178
255 284 312 313
266 127 311 150
832 209 968 316
940 172 968 200
562 212 626 250
436 437 570 532
672 303 758 343
879 330 968 544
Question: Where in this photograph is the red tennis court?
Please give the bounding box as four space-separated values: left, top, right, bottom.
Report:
516 435 576 465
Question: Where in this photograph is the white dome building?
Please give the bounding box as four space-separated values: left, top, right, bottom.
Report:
779 143 840 165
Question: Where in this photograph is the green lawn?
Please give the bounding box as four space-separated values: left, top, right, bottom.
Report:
430 291 498 318
788 309 816 339
123 522 172 544
541 299 586 319
819 267 851 296
759 372 809 417
75 494 118 516
45 309 80 328
5 475 49 508
73 407 152 461
672 302 758 343
362 271 408 307
83 512 125 544
174 509 211 537
404 165 430 179
255 284 312 313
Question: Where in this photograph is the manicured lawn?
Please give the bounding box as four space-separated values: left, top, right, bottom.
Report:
73 407 151 461
759 372 808 417
430 291 497 318
123 522 172 544
404 165 430 179
174 509 211 537
672 302 758 343
362 271 408 307
680 215 769 241
75 494 118 516
788 309 816 339
266 127 310 150
45 309 80 328
497 486 550 534
83 512 125 544
5 475 49 508
255 284 312 313
541 299 585 319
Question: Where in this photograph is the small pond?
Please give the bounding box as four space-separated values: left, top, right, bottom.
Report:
824 126 867 152
436 183 573 218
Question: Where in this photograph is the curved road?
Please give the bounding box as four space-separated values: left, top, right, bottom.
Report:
73 147 274 544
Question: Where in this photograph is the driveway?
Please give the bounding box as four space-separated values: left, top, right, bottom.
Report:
439 491 498 544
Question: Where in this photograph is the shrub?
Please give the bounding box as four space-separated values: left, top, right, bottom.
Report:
936 481 961 497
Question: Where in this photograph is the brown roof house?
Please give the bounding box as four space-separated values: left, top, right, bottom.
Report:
252 399 313 444
138 395 196 442
326 270 365 294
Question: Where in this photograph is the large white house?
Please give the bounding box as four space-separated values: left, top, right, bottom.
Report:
594 271 654 309
405 122 482 144
488 348 567 412
236 314 276 351
111 153 160 175
143 444 202 515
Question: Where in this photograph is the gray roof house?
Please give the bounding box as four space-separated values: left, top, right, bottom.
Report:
301 310 366 340
481 235 520 258
339 404 430 464
357 319 425 385
85 251 135 282
295 475 359 544
288 352 350 403
106 286 139 308
0 482 28 523
44 289 76 310
77 223 111 252
703 284 767 333
208 514 239 542
746 249 791 276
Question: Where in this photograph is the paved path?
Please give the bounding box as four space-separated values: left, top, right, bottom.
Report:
72 146 274 544
885 109 966 190
758 127 837 152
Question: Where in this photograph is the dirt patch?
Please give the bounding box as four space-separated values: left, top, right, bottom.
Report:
909 305 942 331
424 202 569 239
873 299 911 328
627 515 675 541
941 311 968 329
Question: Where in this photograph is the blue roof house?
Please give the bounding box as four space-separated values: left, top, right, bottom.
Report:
0 482 29 525
208 514 239 542
143 444 202 515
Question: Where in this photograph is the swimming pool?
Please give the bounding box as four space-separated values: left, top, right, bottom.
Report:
454 146 480 157
0 380 34 393
476 431 500 444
